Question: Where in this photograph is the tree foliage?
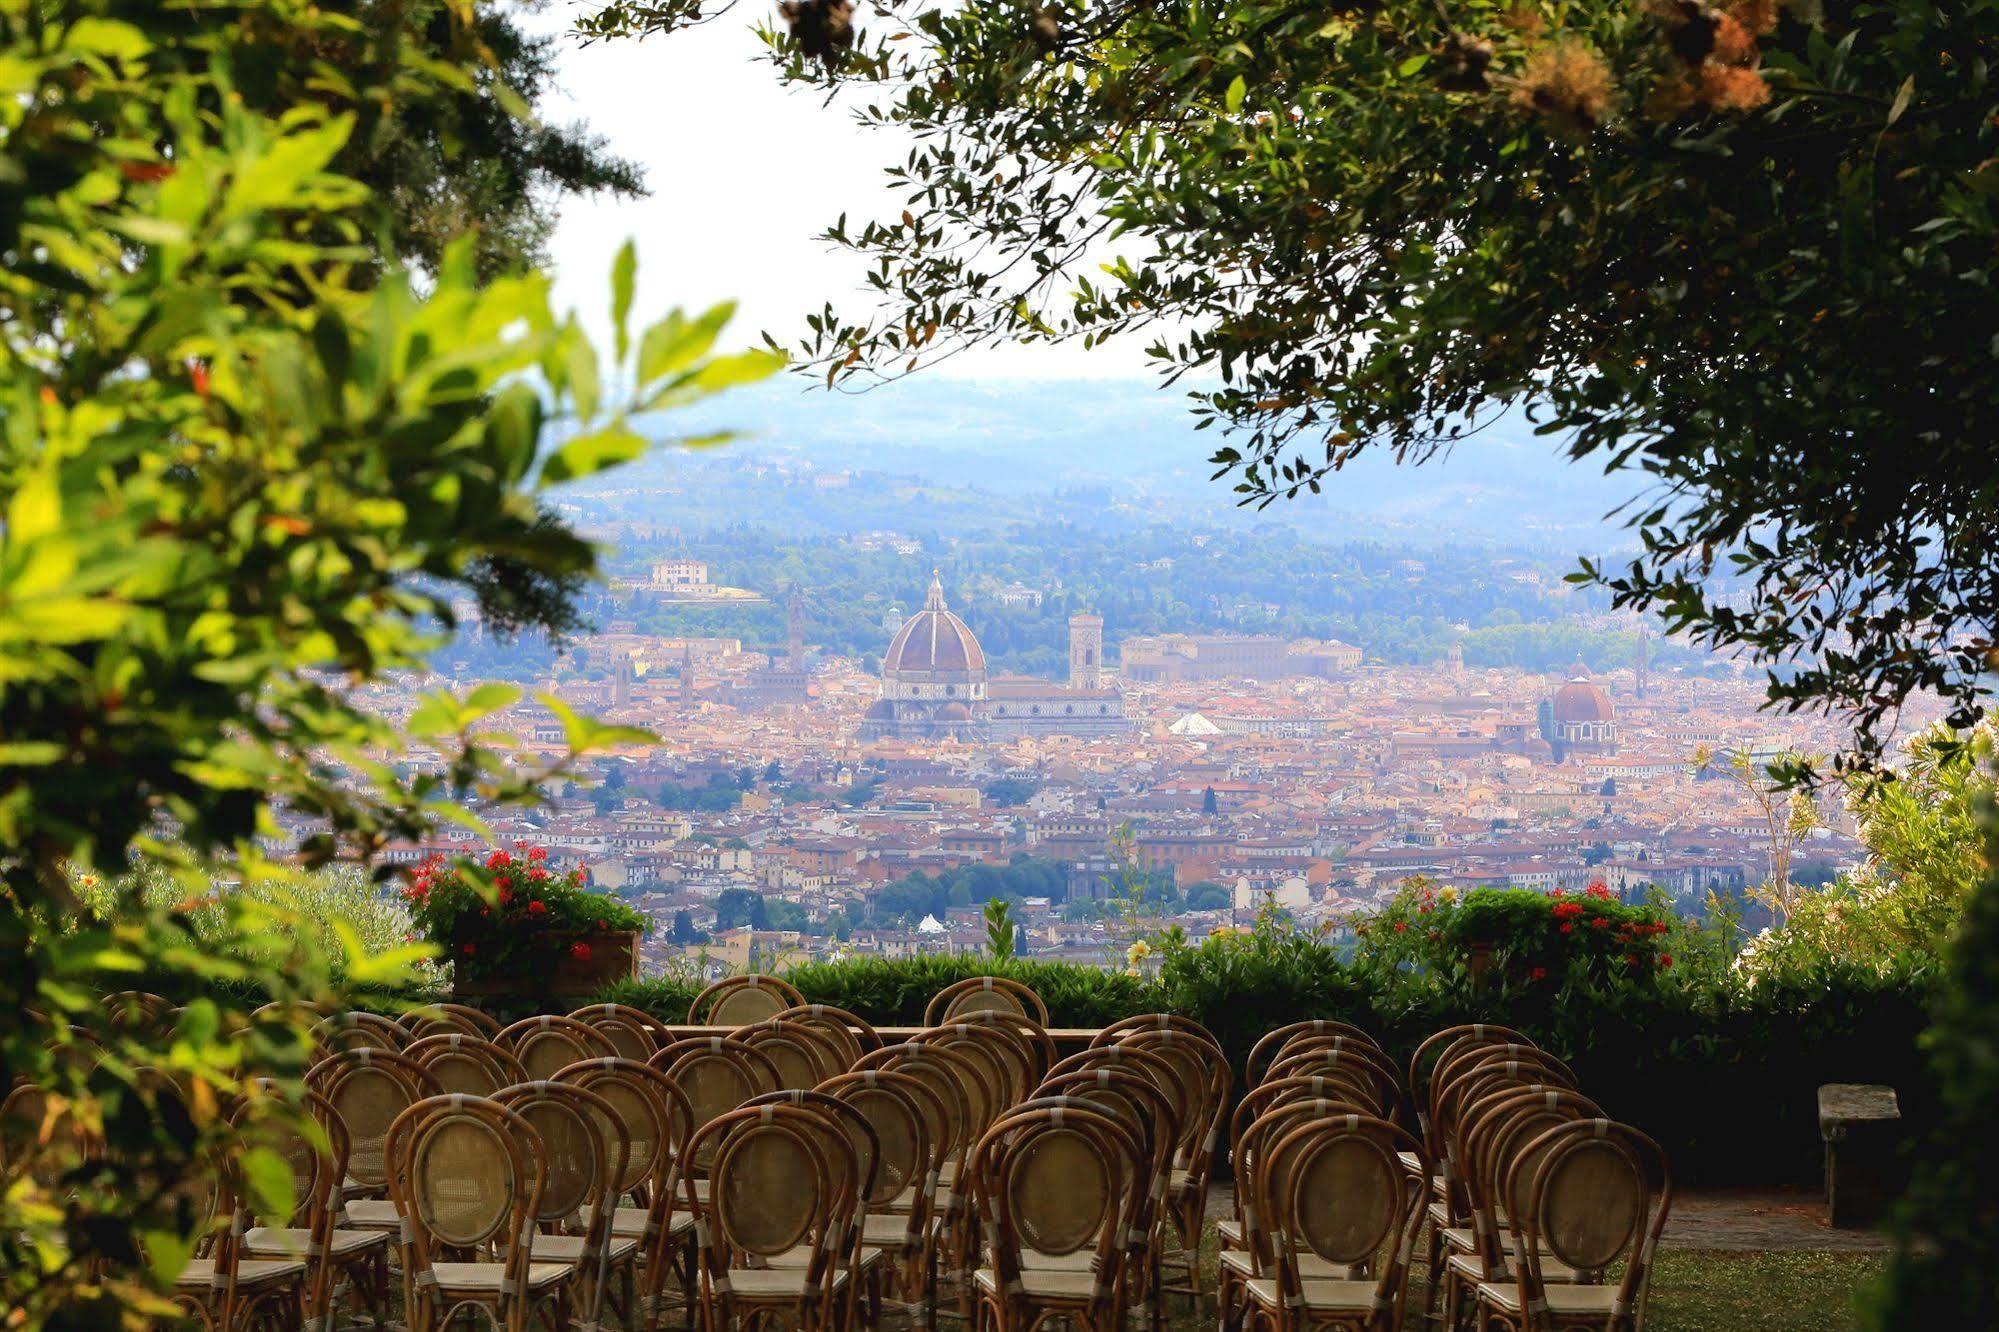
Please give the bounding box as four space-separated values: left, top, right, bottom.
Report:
592 0 1999 760
0 1 775 1319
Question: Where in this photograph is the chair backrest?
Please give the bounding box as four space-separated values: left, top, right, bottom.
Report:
1464 1086 1605 1269
1229 1098 1367 1271
385 1094 545 1302
497 1014 617 1082
1228 1075 1381 1168
1263 1050 1395 1114
925 1017 1046 1105
569 1002 667 1062
557 1056 695 1204
104 990 174 1031
655 1037 781 1163
687 1104 851 1292
817 1070 938 1211
732 1020 837 1090
919 1025 1022 1123
689 974 806 1027
970 1105 1135 1317
1035 1066 1182 1183
1510 1119 1671 1315
923 975 1051 1027
312 1011 410 1055
494 1080 629 1230
865 1040 992 1167
1120 1028 1231 1169
403 1033 524 1097
1261 1115 1426 1320
305 1048 441 1192
1244 1019 1381 1087
1409 1024 1534 1142
1091 1012 1222 1050
743 1089 882 1233
400 1002 503 1041
246 1079 347 1231
774 1004 880 1066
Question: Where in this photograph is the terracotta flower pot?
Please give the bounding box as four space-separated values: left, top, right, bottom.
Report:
454 929 640 998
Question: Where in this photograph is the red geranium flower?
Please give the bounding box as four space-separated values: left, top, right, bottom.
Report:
1528 967 1547 982
1559 922 1574 934
462 943 476 956
1659 954 1673 968
529 900 547 917
1394 921 1408 934
486 849 512 869
528 846 548 862
569 942 592 962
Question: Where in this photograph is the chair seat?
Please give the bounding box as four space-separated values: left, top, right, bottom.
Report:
1219 1250 1366 1281
715 1266 853 1299
973 1266 1105 1302
1447 1251 1578 1285
1477 1281 1625 1316
1443 1226 1531 1256
768 1243 888 1272
863 1213 923 1249
174 1258 305 1291
1243 1276 1384 1314
580 1203 696 1240
1218 1218 1243 1247
884 1184 953 1214
341 1198 400 1231
431 1261 575 1295
527 1233 641 1265
242 1226 389 1260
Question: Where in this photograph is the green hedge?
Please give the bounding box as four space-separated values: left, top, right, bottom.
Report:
596 940 1933 1189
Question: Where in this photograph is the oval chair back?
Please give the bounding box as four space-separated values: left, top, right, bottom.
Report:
497 1014 616 1082
923 975 1050 1027
689 974 806 1027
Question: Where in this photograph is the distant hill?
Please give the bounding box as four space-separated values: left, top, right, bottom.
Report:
637 375 1651 552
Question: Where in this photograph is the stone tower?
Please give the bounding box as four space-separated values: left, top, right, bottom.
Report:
1069 612 1104 689
786 588 807 669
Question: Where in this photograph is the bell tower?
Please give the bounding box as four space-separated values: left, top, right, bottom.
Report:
1069 612 1104 689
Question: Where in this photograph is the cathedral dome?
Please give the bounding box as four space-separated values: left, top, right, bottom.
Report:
882 573 986 677
1552 676 1614 724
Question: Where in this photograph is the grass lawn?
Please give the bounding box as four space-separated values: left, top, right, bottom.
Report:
1641 1251 1883 1332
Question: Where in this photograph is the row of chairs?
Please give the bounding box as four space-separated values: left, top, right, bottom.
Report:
24 989 1671 1332
1216 1019 1673 1332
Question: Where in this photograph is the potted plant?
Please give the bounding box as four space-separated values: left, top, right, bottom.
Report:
403 847 651 998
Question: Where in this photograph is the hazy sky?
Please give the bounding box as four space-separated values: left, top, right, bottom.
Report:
539 7 1155 381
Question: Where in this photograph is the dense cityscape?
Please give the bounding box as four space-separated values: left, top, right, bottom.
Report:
338 461 1886 981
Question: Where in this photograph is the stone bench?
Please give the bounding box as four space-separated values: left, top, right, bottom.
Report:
1818 1083 1902 1228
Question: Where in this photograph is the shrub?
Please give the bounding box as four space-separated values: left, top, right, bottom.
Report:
404 847 649 979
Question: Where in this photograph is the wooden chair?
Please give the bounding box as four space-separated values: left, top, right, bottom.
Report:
746 1089 889 1330
919 1023 1023 1122
556 1056 700 1328
104 990 175 1032
775 1003 882 1067
400 1001 504 1041
1217 1097 1380 1332
922 1017 1045 1107
1238 1114 1429 1332
167 1097 310 1332
384 1094 581 1332
689 974 806 1027
734 1018 841 1090
1090 1012 1222 1049
1436 1087 1602 1329
818 1069 944 1329
1117 1027 1231 1309
1471 1120 1672 1332
1221 1076 1386 1255
966 1104 1138 1332
494 1079 639 1329
923 975 1050 1027
311 1011 410 1055
570 1001 670 1062
684 1102 856 1332
237 1082 393 1331
1007 1089 1167 1326
1244 1020 1382 1089
855 1041 987 1319
497 1014 617 1081
303 1047 440 1232
403 1032 525 1097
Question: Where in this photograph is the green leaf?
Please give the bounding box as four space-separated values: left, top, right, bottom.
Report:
1887 75 1914 125
636 304 736 388
538 424 647 486
1224 76 1246 114
239 1146 296 1224
611 240 637 365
